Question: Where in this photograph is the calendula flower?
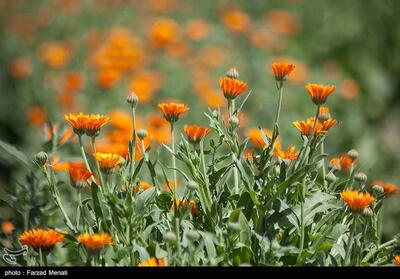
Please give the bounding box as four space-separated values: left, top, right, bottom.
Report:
19 229 64 249
305 83 335 105
246 128 273 150
138 257 166 267
340 190 374 213
219 75 248 100
272 62 295 81
93 152 124 172
78 233 113 251
134 181 152 193
172 199 199 216
393 255 400 266
157 102 189 123
163 180 180 192
292 117 336 136
329 157 341 171
84 114 111 137
2 221 15 235
339 154 356 172
64 112 88 135
373 181 398 196
69 167 92 188
184 125 211 144
274 142 299 160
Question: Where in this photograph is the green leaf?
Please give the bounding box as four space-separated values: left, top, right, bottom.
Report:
0 139 30 169
156 192 172 211
198 231 217 258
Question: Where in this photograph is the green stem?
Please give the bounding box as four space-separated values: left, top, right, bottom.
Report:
298 176 306 256
321 142 327 190
91 137 105 189
79 135 92 174
129 107 137 184
272 81 284 139
170 122 178 215
297 105 320 168
200 140 212 212
344 215 358 266
362 238 398 263
175 217 181 262
76 189 82 230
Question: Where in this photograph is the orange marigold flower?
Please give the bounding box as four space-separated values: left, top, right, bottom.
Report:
93 152 124 172
274 142 299 160
64 71 84 92
26 105 48 127
340 154 355 172
272 63 295 81
138 257 166 267
393 255 400 266
69 167 92 188
78 233 113 250
219 76 248 100
246 128 272 150
184 125 211 144
84 114 111 137
52 161 86 172
134 181 152 193
340 190 374 213
9 57 33 78
382 183 398 196
305 83 335 105
221 10 251 33
329 157 341 171
292 117 336 136
96 68 120 89
163 180 180 192
2 221 15 235
185 18 211 41
173 199 199 216
64 112 87 135
19 229 64 249
39 42 71 69
157 102 189 123
149 18 180 48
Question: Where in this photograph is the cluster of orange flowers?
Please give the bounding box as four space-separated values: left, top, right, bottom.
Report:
64 113 111 137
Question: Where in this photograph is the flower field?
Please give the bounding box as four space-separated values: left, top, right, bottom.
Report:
0 0 399 267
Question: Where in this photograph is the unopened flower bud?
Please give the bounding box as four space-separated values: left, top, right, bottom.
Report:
126 93 139 108
227 222 241 232
137 129 148 140
372 184 384 194
325 172 337 183
318 113 331 122
347 149 359 161
186 230 200 241
354 172 367 183
226 67 239 79
34 151 48 167
163 231 176 243
229 116 239 128
362 207 373 217
187 180 198 191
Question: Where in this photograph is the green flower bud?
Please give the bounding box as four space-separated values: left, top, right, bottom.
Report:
187 180 198 191
347 149 359 161
354 172 367 183
137 129 148 140
186 230 200 241
227 222 241 232
163 231 176 243
226 68 239 79
34 151 48 167
325 172 337 183
126 93 139 108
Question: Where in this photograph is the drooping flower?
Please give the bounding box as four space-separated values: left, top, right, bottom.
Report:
138 257 166 267
157 102 189 123
340 190 374 213
77 233 113 251
172 199 199 216
69 167 92 188
184 125 211 144
93 152 124 172
19 229 64 249
305 83 335 105
246 128 273 150
274 142 299 160
272 63 295 81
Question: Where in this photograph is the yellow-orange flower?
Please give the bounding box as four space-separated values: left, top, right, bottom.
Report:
163 180 180 192
26 105 48 127
219 76 248 99
2 221 15 235
372 181 398 196
340 190 374 213
64 112 88 135
84 114 111 137
39 42 71 68
272 63 295 81
246 128 272 150
306 83 335 105
221 10 251 33
9 57 33 78
394 255 400 266
318 106 331 121
69 167 92 188
274 142 299 160
19 229 64 249
78 233 113 250
157 102 189 123
134 181 152 193
138 257 166 267
184 125 211 144
172 199 199 216
339 154 355 172
93 152 124 171
292 117 336 136
149 18 180 48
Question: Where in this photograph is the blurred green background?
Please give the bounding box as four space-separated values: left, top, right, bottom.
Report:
0 0 399 239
